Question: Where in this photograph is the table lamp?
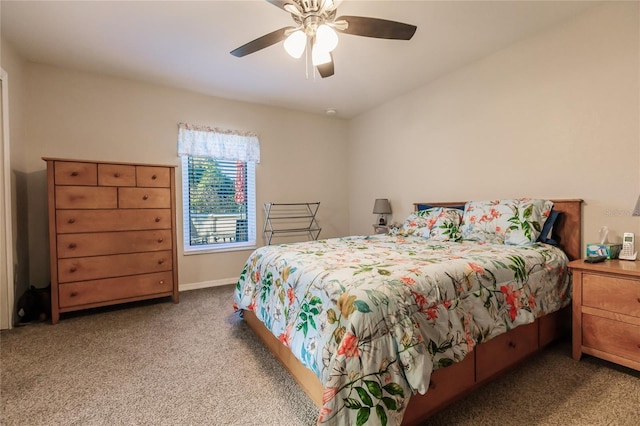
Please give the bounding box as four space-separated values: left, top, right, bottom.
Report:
373 198 392 226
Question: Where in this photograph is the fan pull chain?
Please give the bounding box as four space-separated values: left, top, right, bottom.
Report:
305 37 310 80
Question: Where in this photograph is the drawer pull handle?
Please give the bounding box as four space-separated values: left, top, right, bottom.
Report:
70 267 77 273
114 172 121 178
159 280 165 285
70 292 78 298
158 259 165 264
68 243 76 249
155 217 161 222
152 174 157 180
68 218 76 224
637 298 640 304
157 238 163 243
428 381 437 390
71 171 78 177
143 194 149 200
508 341 517 349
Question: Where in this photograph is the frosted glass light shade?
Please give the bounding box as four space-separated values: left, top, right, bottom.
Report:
284 30 306 58
312 43 331 66
316 24 338 52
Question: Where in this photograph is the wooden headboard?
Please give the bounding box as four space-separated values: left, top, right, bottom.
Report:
413 199 583 261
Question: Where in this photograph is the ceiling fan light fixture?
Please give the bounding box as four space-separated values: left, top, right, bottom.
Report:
311 43 331 66
316 24 339 52
283 30 306 58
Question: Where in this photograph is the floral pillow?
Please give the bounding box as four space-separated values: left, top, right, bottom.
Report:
394 207 463 241
393 212 432 238
460 199 553 245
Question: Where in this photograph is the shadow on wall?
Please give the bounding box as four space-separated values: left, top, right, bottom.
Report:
11 168 50 326
12 169 30 325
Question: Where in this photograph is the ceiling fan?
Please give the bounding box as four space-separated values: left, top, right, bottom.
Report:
230 0 417 78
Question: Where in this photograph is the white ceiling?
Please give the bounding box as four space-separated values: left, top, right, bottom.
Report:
1 0 600 118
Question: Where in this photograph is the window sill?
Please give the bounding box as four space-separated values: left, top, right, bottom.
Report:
183 242 257 255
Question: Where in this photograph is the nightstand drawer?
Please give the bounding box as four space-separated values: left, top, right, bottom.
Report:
583 273 640 318
583 314 640 363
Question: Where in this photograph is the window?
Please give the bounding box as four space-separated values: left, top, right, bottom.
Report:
178 123 259 253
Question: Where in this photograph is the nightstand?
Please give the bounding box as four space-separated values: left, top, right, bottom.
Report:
373 224 389 234
568 259 640 371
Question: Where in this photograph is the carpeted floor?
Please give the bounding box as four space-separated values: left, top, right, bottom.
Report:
1 285 639 425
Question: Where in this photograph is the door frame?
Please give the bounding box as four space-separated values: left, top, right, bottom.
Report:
1 67 14 329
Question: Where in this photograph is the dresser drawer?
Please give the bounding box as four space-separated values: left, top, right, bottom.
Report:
476 321 538 382
55 161 97 186
583 314 640 363
58 271 173 308
58 250 173 283
56 209 172 233
55 186 117 209
57 230 172 258
98 164 136 187
118 188 171 209
583 273 640 318
137 166 170 187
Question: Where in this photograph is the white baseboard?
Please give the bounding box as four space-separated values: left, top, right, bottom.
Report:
179 277 237 292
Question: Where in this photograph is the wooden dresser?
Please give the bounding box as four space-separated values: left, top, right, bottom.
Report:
568 259 640 371
44 158 179 324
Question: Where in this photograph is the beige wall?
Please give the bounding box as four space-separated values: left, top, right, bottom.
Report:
348 2 640 254
21 64 349 288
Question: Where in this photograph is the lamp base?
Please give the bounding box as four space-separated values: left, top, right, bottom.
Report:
378 216 387 226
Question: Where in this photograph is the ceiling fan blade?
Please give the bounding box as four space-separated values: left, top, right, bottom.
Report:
336 16 417 40
317 53 335 78
265 0 290 11
230 27 294 57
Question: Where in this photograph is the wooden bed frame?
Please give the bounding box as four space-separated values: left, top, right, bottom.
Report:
242 199 583 425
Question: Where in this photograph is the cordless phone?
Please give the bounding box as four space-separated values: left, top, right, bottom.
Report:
619 232 637 261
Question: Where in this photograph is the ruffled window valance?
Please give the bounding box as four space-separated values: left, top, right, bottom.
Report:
177 122 260 163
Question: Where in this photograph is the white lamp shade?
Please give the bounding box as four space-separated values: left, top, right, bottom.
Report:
284 30 306 59
312 42 331 66
316 24 338 52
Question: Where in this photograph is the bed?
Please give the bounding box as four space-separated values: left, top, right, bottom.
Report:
234 199 582 426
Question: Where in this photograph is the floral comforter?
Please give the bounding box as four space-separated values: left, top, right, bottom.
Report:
234 235 570 426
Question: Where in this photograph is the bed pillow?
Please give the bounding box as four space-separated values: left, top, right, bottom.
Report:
394 212 432 238
418 207 463 241
460 199 554 245
395 208 463 241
